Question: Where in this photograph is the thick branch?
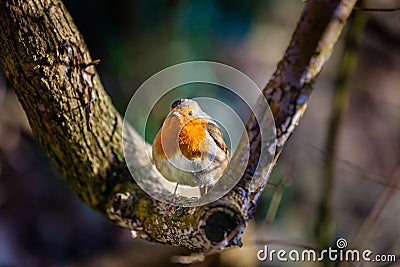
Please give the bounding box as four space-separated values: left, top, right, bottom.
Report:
0 0 357 251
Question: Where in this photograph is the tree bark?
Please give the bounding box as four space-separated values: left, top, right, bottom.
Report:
0 0 357 251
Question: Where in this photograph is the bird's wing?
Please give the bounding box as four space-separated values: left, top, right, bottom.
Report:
206 122 228 153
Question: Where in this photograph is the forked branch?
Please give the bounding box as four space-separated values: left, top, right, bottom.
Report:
0 0 357 250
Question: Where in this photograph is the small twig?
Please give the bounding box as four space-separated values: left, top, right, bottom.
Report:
312 145 400 190
264 160 294 224
79 59 101 68
354 7 400 12
338 167 400 267
349 167 400 249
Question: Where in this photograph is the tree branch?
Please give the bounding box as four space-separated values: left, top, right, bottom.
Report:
0 0 357 251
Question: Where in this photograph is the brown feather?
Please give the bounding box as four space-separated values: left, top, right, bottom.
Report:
206 122 228 153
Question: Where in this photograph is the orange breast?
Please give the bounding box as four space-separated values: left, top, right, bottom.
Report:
155 115 182 158
178 118 208 159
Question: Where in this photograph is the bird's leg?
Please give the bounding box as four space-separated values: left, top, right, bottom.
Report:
199 184 208 197
172 183 179 201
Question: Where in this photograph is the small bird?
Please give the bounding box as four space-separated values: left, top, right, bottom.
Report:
152 99 230 197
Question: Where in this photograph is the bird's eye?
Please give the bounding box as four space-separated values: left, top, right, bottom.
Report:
188 111 193 116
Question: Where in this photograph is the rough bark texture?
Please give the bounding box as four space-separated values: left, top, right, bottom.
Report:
0 0 357 251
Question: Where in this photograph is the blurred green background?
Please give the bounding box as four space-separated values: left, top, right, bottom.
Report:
0 0 400 266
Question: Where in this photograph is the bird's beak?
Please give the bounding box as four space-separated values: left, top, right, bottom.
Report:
170 111 182 117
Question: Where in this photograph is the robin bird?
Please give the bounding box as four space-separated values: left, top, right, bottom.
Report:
152 99 230 197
